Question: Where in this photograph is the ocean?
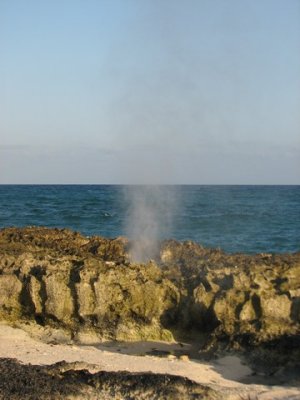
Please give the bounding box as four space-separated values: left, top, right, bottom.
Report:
0 185 299 254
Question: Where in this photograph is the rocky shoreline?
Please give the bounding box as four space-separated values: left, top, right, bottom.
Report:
0 226 299 398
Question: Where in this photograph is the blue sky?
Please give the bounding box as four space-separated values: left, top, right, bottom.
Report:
0 0 299 184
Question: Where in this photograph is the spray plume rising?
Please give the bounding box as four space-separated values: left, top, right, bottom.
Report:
124 185 177 263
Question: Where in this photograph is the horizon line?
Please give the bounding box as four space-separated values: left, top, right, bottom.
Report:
0 183 299 187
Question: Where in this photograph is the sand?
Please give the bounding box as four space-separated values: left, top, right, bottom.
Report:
0 323 299 400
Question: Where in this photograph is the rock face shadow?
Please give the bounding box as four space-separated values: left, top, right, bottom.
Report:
91 340 200 359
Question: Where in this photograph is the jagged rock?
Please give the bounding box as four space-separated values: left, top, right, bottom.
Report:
239 299 256 321
0 228 179 341
0 227 299 354
0 275 22 320
158 239 300 349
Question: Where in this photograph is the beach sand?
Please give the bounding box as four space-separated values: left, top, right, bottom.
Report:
0 323 299 399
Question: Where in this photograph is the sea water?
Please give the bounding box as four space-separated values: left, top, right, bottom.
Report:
0 185 299 254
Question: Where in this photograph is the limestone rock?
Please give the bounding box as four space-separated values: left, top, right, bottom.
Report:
0 227 180 341
239 299 256 321
0 226 299 352
0 275 22 320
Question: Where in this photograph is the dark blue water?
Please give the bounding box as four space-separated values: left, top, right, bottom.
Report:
0 185 299 254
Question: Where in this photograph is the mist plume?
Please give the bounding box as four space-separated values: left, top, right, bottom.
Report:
124 185 177 263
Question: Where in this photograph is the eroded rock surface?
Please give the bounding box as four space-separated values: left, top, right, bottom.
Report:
0 227 178 341
0 227 299 359
160 240 300 342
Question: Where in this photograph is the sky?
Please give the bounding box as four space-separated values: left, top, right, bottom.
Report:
0 0 299 184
